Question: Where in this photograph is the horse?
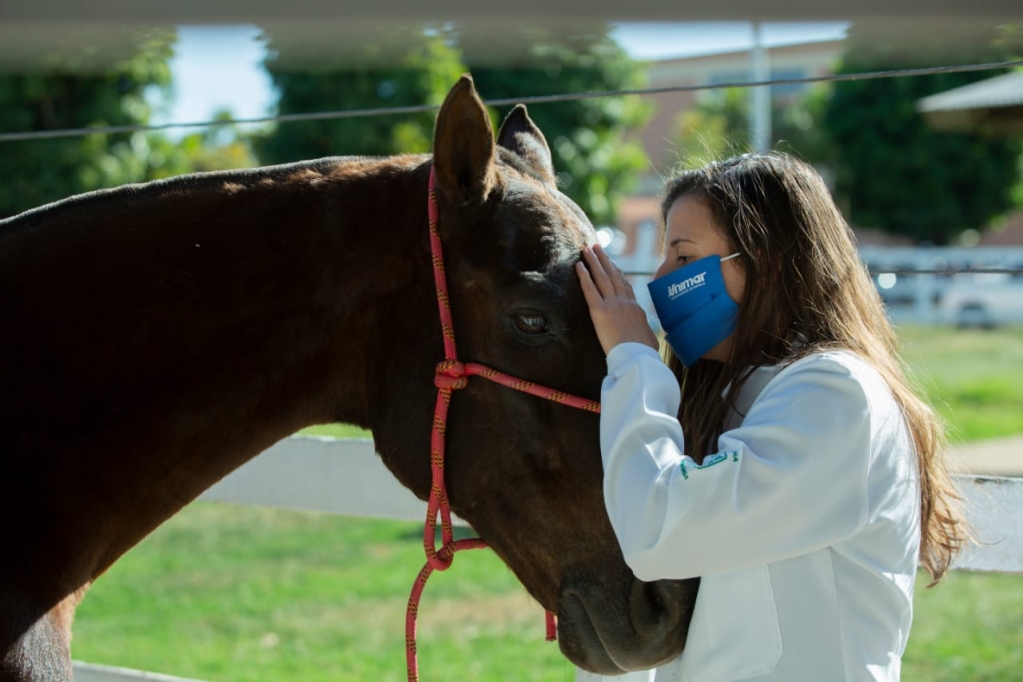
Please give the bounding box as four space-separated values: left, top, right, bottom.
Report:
0 75 697 680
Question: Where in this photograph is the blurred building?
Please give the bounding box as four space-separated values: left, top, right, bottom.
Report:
979 210 1023 247
613 38 1023 279
613 39 844 274
636 39 843 176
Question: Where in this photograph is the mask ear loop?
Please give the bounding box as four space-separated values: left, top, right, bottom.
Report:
721 252 741 263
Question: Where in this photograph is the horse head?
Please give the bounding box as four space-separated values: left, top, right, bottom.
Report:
370 75 695 675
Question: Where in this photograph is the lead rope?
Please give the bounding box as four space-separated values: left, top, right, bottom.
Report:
405 167 601 681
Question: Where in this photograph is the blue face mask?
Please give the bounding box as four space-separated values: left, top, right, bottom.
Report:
647 253 741 368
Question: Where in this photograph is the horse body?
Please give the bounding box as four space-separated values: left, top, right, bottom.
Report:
0 77 695 680
1 155 432 678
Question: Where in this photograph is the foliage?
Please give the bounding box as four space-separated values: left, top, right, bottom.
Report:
0 32 258 220
0 31 178 219
674 87 752 165
254 25 651 227
150 110 259 177
253 30 465 163
773 84 836 166
467 29 651 225
820 46 1021 245
674 84 834 169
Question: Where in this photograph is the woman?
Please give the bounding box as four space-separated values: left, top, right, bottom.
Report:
574 153 965 681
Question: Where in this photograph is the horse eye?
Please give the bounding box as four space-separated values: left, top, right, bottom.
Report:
513 313 550 335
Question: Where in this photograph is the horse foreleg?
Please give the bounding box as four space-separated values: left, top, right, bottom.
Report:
0 588 83 682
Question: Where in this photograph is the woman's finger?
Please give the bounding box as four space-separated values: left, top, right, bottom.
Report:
593 245 634 299
582 247 615 298
575 261 603 309
577 249 660 354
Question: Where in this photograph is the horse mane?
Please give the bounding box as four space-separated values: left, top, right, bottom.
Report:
1 148 555 246
0 155 428 239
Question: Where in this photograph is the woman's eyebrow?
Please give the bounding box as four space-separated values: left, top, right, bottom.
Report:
667 237 697 248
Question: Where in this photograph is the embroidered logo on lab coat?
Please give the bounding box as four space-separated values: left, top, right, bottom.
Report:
680 450 740 480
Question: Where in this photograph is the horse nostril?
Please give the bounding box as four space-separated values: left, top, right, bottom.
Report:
646 582 665 612
630 579 690 636
654 580 687 624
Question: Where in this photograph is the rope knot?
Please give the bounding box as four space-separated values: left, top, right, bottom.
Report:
426 543 455 571
434 359 468 390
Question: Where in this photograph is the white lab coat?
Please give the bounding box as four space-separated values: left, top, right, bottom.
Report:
578 344 920 682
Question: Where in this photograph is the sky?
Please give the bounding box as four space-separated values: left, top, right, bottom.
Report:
150 21 849 128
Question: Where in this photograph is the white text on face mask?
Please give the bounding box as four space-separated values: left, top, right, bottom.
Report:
667 271 707 300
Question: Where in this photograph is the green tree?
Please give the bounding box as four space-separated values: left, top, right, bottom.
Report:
253 29 464 164
675 84 834 169
674 87 753 167
467 28 650 225
0 31 180 219
821 49 1020 244
253 25 650 225
148 110 259 178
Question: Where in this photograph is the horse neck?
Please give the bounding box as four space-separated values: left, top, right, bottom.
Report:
2 155 438 581
118 156 437 450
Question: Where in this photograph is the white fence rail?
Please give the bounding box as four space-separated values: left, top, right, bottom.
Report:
201 435 1022 574
73 662 207 682
73 435 1022 680
197 436 466 524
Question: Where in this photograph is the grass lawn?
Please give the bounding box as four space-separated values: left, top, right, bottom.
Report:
74 504 573 681
908 568 1023 681
71 325 1023 680
74 504 1023 681
895 325 1023 444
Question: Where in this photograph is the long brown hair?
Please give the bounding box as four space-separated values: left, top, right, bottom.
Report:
660 152 964 585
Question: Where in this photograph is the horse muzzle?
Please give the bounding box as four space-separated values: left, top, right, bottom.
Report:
555 577 696 674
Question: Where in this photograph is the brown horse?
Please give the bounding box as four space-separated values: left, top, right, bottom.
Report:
0 75 696 680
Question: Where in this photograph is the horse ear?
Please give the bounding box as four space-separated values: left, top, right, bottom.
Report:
432 74 497 205
496 104 556 185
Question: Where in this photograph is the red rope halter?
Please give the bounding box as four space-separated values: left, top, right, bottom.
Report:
404 167 602 681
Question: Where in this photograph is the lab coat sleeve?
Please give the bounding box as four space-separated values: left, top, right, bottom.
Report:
600 342 874 581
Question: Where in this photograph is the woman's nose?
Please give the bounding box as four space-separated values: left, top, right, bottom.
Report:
653 259 672 280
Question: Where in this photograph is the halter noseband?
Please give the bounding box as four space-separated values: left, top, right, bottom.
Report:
404 166 602 681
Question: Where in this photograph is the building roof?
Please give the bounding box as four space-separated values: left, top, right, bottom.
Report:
917 71 1023 134
918 71 1023 112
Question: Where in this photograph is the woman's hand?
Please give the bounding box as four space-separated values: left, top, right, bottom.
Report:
576 244 659 355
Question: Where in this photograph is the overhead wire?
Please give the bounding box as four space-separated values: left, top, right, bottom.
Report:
3 53 1021 276
0 59 1020 143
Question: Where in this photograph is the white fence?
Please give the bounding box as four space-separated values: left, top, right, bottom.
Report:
73 435 1022 681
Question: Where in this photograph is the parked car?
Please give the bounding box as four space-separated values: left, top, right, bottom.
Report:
939 274 1023 329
